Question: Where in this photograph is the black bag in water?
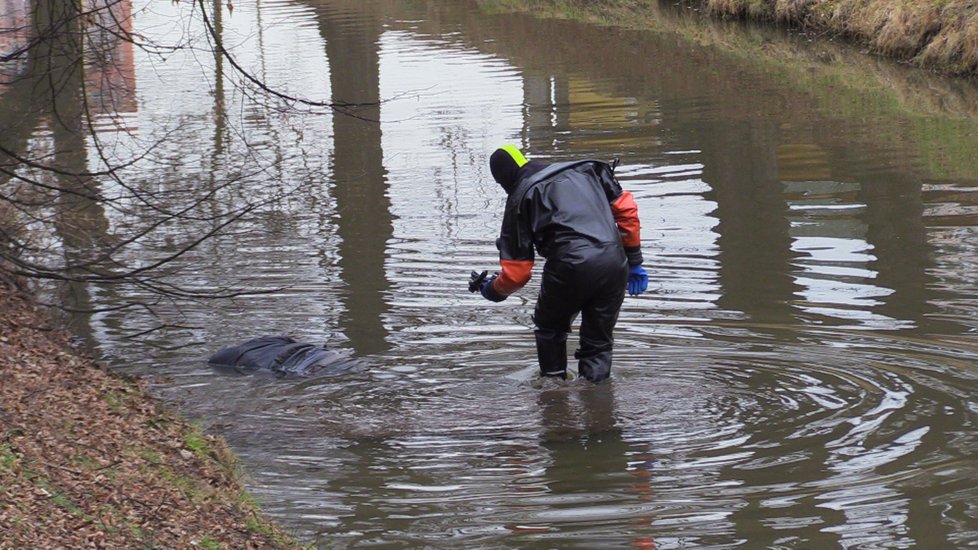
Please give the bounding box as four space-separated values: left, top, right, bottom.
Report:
208 336 356 376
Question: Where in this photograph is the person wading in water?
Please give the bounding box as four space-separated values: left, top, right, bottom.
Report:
471 145 647 382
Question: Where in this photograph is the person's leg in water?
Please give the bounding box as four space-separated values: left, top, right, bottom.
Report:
576 255 627 382
533 261 583 379
575 284 624 382
535 328 568 378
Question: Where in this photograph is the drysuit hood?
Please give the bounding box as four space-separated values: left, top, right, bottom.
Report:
489 144 529 194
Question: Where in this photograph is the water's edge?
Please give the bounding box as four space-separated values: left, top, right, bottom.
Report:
481 0 978 78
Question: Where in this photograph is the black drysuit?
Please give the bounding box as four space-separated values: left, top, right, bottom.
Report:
485 159 644 382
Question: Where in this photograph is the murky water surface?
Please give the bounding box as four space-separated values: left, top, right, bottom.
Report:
6 0 978 546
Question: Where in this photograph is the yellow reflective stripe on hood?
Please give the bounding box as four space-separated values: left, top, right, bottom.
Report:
500 144 528 168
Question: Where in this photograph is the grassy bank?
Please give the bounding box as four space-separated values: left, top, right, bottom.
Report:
483 0 978 77
0 279 302 549
701 0 978 77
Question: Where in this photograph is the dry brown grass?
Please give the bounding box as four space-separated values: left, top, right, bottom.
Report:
708 0 773 19
705 0 978 76
918 2 978 74
774 0 819 22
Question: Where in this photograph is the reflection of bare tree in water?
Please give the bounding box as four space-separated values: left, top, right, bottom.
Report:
316 2 391 356
0 0 378 338
47 4 110 339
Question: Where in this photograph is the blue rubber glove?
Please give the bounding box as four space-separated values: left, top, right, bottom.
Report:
627 265 648 296
480 274 506 302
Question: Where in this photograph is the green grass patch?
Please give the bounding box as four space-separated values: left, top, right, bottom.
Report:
35 478 90 519
102 390 125 412
156 464 212 503
0 443 19 470
246 515 275 537
2 447 87 518
137 447 163 465
236 488 260 509
182 426 212 459
196 536 223 550
50 492 82 514
71 453 104 472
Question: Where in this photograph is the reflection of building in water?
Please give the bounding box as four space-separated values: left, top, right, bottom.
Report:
776 143 833 182
2 0 135 113
778 144 871 326
777 142 935 330
567 77 640 129
521 72 661 158
0 0 30 94
83 0 136 116
0 0 29 55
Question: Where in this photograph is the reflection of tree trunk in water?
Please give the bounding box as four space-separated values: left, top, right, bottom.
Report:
0 94 39 185
0 84 38 256
320 3 391 356
206 0 225 223
37 0 111 339
703 120 800 326
856 171 943 332
0 0 51 185
211 0 225 160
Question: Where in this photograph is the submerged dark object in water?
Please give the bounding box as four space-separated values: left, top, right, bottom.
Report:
207 336 359 377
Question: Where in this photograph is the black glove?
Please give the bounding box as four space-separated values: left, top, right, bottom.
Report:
468 270 489 293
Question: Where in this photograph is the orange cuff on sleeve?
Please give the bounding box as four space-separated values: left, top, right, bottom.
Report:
494 259 533 296
611 191 641 247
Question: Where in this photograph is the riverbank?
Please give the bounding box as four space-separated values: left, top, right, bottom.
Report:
700 0 978 77
0 279 301 548
482 0 978 77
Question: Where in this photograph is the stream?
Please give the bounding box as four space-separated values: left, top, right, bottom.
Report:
5 0 978 547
